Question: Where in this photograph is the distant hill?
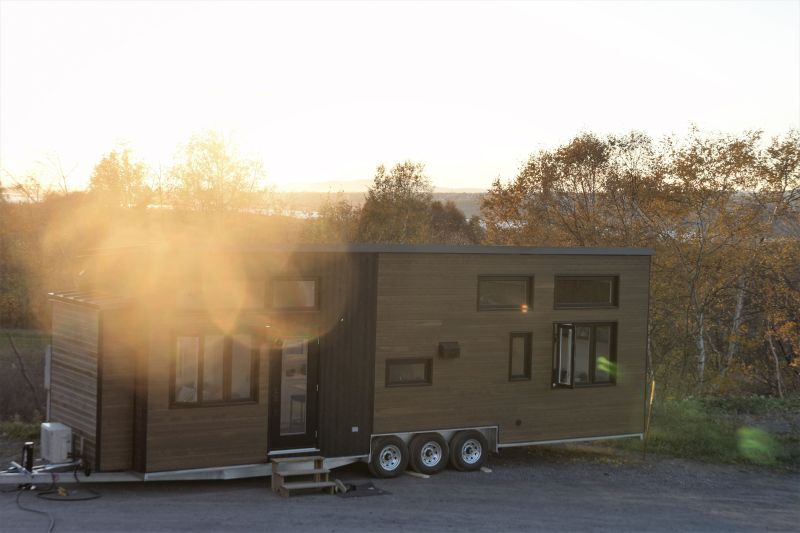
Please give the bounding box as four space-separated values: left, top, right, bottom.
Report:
277 191 485 218
279 179 486 195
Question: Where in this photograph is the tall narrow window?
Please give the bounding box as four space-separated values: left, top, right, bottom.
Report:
231 334 256 400
202 335 225 402
175 337 200 403
554 276 618 308
509 332 532 381
172 333 257 406
553 323 617 387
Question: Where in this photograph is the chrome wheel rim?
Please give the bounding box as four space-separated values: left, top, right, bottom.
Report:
420 442 443 467
379 444 402 471
461 439 482 464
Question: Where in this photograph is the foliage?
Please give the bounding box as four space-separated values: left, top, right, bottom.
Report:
170 131 270 213
305 161 482 245
481 129 800 397
0 330 48 421
359 161 435 243
89 148 150 207
0 420 40 440
641 396 799 466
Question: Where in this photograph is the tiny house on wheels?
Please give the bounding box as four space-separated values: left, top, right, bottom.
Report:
44 243 652 484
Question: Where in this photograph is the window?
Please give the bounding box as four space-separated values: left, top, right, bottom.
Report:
478 276 532 311
386 358 432 387
553 323 616 387
271 278 319 310
554 276 618 308
509 332 532 381
172 333 257 406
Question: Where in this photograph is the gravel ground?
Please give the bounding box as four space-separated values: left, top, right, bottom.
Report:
1 445 798 532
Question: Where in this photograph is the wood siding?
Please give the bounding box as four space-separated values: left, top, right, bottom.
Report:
318 253 377 457
50 301 99 465
373 253 650 444
98 309 136 471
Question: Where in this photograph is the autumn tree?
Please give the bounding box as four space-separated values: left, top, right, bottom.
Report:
89 148 149 207
170 131 268 213
358 161 434 243
481 129 800 397
302 193 362 243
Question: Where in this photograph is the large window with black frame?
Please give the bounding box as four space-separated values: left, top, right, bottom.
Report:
172 333 258 406
553 323 617 387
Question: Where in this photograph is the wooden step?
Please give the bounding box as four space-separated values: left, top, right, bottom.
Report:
271 455 324 464
278 480 337 497
274 467 329 476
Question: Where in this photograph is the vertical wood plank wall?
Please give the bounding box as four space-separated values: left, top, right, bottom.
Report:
373 253 650 444
318 253 377 457
98 308 136 471
50 301 99 465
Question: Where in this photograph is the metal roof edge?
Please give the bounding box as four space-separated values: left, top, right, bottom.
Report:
78 243 656 256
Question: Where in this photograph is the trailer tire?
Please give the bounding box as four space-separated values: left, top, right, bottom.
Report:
409 433 449 475
449 430 488 471
368 436 409 478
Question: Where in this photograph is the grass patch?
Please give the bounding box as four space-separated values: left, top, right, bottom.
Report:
637 396 800 467
0 420 40 440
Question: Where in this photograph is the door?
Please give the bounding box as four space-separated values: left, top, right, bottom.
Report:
268 337 319 450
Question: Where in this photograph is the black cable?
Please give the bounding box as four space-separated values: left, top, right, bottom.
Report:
36 469 101 502
15 488 55 533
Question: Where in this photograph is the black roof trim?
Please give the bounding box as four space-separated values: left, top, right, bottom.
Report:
81 243 655 256
226 244 655 256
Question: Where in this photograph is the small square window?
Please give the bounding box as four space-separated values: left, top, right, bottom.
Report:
386 358 432 387
478 276 532 311
271 278 319 310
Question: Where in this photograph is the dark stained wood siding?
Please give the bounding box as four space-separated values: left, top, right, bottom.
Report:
98 309 136 471
373 253 650 443
50 301 99 465
318 253 377 457
141 251 379 471
143 323 270 472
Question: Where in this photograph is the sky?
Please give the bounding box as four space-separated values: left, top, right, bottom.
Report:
1 0 798 192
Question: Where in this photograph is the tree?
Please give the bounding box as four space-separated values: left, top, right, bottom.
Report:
170 131 268 213
430 200 483 244
358 161 434 243
89 148 149 207
303 193 361 243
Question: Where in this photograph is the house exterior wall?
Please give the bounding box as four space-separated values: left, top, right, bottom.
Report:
49 301 99 466
140 251 377 472
372 252 650 444
97 308 137 471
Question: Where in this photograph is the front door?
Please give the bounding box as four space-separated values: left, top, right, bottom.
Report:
268 337 319 451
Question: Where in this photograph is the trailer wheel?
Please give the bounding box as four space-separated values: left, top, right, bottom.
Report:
368 436 409 478
449 430 488 471
409 433 449 475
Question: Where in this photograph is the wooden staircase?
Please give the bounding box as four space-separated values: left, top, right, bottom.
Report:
271 456 337 497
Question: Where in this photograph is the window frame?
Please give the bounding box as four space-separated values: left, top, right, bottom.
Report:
508 332 532 381
385 358 433 388
170 332 259 408
552 322 617 388
269 276 321 312
553 275 619 309
477 275 533 311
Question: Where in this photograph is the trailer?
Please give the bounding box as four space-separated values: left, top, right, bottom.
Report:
34 243 652 488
